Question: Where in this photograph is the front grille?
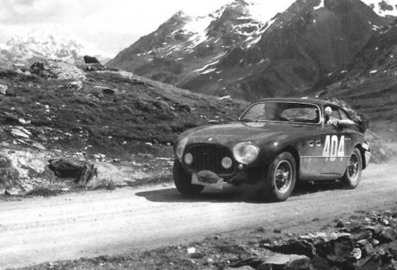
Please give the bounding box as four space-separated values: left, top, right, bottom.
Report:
184 144 235 175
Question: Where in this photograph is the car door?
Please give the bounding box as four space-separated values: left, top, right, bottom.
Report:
299 125 327 180
336 108 355 171
321 106 349 176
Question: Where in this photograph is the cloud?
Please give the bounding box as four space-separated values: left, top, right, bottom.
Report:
0 0 101 25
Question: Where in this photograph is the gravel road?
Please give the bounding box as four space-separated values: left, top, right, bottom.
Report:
1 144 396 269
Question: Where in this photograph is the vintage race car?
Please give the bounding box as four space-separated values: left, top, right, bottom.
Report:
173 98 371 201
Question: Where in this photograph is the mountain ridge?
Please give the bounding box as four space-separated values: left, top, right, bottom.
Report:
108 0 396 101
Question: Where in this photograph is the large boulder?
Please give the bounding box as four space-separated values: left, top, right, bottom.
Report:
30 60 86 81
48 158 97 185
0 154 20 193
83 55 100 64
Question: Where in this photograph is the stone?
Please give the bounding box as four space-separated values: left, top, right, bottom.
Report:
379 227 397 243
263 239 316 257
83 55 100 64
0 154 20 191
264 254 310 270
0 84 8 95
225 267 255 270
357 239 374 256
311 255 332 270
352 247 362 260
68 81 83 91
30 60 86 81
102 88 117 95
11 127 31 139
48 158 97 185
325 236 355 266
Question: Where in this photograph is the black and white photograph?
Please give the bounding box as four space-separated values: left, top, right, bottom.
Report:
0 0 396 269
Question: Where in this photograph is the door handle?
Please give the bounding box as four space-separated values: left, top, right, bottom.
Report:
308 140 314 147
316 140 321 147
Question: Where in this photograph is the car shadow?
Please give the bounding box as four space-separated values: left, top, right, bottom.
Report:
135 186 263 204
135 181 344 203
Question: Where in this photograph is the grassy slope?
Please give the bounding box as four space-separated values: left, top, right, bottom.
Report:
0 67 247 159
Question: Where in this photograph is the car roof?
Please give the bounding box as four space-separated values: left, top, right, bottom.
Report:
256 97 336 107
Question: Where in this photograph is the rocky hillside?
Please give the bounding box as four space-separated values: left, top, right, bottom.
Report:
108 0 396 101
311 20 397 140
0 60 247 195
0 61 246 158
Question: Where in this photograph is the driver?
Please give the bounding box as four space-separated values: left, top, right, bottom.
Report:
324 106 355 127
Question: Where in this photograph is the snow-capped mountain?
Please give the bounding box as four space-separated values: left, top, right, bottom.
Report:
362 0 397 17
0 28 109 68
310 19 397 139
108 0 397 100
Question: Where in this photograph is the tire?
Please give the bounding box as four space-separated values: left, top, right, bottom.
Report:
265 152 297 202
342 148 362 189
173 160 204 197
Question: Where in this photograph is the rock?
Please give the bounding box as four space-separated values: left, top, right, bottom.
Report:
352 247 362 260
82 63 110 71
263 239 316 257
335 219 345 228
0 154 20 192
264 254 310 270
324 236 355 267
83 55 100 64
18 118 31 125
102 88 117 95
174 103 192 112
225 266 255 270
94 86 118 95
187 247 196 254
0 84 8 95
68 81 83 91
48 158 97 185
357 239 374 256
11 127 31 139
379 227 397 243
30 60 86 81
311 255 332 270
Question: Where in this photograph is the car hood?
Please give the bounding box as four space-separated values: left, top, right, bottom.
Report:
183 122 312 147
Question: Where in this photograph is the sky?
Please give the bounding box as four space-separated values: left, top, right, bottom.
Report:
0 0 295 57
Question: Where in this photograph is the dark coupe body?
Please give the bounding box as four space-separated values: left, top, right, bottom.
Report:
173 98 371 201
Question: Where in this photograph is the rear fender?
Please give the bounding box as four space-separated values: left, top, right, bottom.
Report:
356 143 370 169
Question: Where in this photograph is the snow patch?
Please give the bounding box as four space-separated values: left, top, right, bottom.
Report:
201 68 216 74
314 0 325 10
361 0 397 17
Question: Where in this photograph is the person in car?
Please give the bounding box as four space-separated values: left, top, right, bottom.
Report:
324 106 355 127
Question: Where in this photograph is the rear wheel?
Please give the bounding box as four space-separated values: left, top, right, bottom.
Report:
342 148 362 189
265 152 296 202
173 160 204 197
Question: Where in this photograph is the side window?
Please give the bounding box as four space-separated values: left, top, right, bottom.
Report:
339 108 351 120
330 106 341 120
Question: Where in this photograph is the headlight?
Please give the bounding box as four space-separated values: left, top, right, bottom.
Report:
184 153 193 165
233 142 259 165
176 137 188 160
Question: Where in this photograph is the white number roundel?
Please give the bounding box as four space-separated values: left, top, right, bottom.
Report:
322 135 345 161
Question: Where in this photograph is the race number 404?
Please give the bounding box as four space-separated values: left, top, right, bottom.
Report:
323 135 345 161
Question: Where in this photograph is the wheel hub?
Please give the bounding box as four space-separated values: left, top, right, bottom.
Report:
274 161 292 193
348 154 359 179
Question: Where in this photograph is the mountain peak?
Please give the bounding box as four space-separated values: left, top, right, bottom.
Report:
361 0 397 17
0 27 109 67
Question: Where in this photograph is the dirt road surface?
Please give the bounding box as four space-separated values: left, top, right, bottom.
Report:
1 145 396 269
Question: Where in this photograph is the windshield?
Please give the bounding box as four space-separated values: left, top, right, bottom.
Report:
240 101 320 124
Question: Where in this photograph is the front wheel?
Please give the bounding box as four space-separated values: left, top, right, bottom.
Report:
342 148 362 189
173 160 204 197
264 152 297 202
